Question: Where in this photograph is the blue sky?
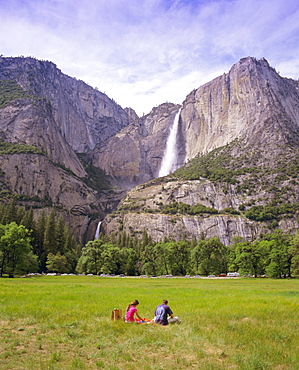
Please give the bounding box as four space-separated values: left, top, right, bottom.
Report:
1 0 299 115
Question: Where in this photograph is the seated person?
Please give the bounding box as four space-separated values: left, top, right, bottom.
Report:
125 299 145 323
154 299 181 325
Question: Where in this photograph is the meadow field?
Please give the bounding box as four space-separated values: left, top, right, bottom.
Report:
0 276 298 370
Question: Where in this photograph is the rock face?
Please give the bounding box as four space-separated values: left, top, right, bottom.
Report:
92 57 299 188
0 57 130 153
1 55 299 246
103 57 299 245
92 103 182 186
0 98 86 177
103 171 299 245
0 56 131 243
105 212 262 247
180 57 299 160
103 179 261 245
0 91 105 243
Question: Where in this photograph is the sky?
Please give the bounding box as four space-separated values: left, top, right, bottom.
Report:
1 0 299 116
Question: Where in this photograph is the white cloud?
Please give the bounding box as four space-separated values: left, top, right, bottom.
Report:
0 0 299 115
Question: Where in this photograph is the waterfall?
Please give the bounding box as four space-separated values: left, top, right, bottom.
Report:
94 221 102 239
159 108 181 177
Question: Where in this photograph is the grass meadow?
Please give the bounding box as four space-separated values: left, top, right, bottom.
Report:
0 276 299 370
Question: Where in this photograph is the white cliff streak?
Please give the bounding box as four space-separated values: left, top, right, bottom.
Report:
95 221 102 239
159 108 181 177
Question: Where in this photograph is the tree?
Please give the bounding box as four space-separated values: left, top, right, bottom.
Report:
165 241 191 275
21 208 35 231
76 239 104 274
46 252 69 273
16 207 26 225
121 248 137 275
55 215 66 254
290 232 299 276
2 200 17 224
44 209 57 254
263 230 292 278
230 240 269 277
0 222 32 277
141 245 157 275
153 242 171 275
100 244 121 274
34 209 47 271
191 238 227 276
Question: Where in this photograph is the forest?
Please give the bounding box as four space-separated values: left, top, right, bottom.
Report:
1 201 299 278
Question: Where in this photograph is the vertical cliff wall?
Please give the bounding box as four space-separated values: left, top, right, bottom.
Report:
0 57 130 153
180 57 299 161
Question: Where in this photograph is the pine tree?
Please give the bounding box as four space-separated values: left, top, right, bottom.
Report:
141 229 149 249
16 207 26 225
55 215 65 254
2 200 17 224
35 210 46 256
44 209 56 254
21 208 35 231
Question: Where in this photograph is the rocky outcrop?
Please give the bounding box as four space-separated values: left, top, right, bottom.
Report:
103 175 299 245
104 212 262 246
0 98 86 177
92 103 181 186
91 57 299 190
0 56 130 153
180 57 299 161
0 152 103 242
124 107 139 125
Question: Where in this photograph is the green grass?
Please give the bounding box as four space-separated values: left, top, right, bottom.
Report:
0 276 299 369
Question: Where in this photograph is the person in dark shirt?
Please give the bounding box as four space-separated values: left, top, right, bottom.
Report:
154 299 181 325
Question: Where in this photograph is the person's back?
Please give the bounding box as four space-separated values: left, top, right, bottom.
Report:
155 302 172 326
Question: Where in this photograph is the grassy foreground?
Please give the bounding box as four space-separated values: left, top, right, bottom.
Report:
0 276 299 370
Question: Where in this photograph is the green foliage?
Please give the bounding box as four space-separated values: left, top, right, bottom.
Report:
0 140 44 155
46 252 69 273
1 202 299 278
0 80 33 108
244 203 299 221
222 207 240 215
0 222 33 277
174 145 249 184
77 154 111 192
229 230 294 278
290 232 299 276
76 240 121 275
73 225 299 278
191 238 228 275
162 201 218 215
0 202 80 275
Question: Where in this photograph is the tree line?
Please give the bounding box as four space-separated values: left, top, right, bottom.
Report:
77 229 299 278
1 201 299 278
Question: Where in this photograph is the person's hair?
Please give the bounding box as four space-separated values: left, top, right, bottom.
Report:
163 299 168 304
126 299 139 311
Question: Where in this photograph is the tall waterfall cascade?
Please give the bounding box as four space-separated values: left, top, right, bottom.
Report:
158 108 181 177
94 221 102 239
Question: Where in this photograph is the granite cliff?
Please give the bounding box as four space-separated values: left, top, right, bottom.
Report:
0 57 129 153
91 103 182 186
102 57 299 245
0 56 131 242
1 56 299 245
